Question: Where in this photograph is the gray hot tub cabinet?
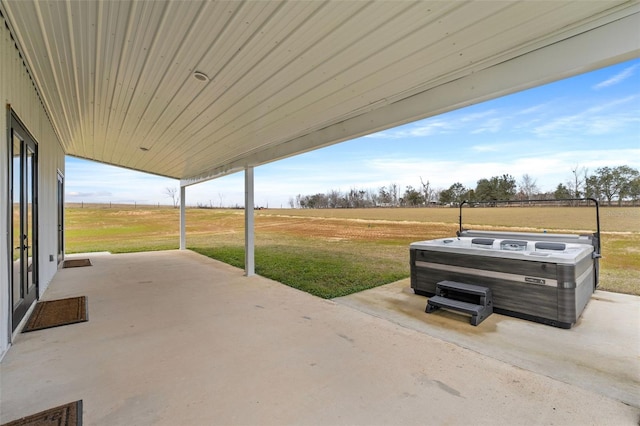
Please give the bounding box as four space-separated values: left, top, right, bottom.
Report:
410 230 598 328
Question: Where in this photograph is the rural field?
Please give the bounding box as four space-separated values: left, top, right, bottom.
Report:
64 204 640 297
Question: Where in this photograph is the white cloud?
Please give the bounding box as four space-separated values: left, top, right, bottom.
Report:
364 130 402 139
65 144 640 207
517 103 552 115
471 144 501 152
364 109 513 140
532 96 639 137
362 148 639 194
593 65 638 90
470 118 504 134
459 109 497 122
365 118 454 139
66 191 113 198
65 158 178 204
584 95 637 114
409 120 453 136
585 113 640 135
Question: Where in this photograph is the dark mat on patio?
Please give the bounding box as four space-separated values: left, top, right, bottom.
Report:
22 297 88 333
63 259 91 268
1 400 82 426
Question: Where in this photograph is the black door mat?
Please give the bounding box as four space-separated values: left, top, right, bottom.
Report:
63 259 91 268
1 400 82 426
22 297 88 333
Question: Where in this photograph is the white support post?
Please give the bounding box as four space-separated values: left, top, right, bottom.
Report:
244 167 255 276
180 186 186 250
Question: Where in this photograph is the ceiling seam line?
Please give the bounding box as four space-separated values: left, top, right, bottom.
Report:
111 0 172 166
171 1 469 169
138 1 290 174
135 0 249 165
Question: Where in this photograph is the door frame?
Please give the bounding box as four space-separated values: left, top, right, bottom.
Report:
57 170 64 265
8 109 39 332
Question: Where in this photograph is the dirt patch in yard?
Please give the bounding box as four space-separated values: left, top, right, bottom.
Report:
254 216 456 243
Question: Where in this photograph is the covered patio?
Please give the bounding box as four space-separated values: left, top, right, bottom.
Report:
2 1 640 423
1 250 637 424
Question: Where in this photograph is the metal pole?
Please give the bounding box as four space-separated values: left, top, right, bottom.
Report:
180 186 186 250
245 167 255 276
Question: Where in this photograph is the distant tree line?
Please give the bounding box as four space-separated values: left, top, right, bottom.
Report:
291 165 639 208
554 165 639 206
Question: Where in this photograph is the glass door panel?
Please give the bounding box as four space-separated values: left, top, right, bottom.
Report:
26 145 35 292
57 172 64 263
10 112 38 331
12 135 21 310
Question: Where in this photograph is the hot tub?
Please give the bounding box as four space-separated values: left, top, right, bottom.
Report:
410 230 598 328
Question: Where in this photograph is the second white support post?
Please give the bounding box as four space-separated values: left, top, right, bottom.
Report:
179 186 186 250
244 167 255 276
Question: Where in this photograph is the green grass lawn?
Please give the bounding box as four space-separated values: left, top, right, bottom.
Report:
191 243 407 298
65 205 640 297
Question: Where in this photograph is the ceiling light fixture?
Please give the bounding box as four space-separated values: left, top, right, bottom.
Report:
193 71 209 82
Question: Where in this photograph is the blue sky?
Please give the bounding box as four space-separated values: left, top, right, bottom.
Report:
66 57 640 208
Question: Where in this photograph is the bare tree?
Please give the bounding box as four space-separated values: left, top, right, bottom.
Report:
164 187 180 208
327 189 341 208
367 188 378 206
567 164 587 199
420 177 435 205
378 186 392 206
433 188 442 204
389 183 399 207
518 174 539 200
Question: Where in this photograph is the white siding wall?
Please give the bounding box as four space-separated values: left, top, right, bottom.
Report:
0 14 65 357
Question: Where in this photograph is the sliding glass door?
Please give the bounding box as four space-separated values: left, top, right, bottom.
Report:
10 112 38 331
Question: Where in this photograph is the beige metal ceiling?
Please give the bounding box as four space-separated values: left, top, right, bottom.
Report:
1 0 639 184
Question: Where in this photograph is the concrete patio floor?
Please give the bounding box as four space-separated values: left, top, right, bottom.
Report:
1 250 638 425
335 277 640 408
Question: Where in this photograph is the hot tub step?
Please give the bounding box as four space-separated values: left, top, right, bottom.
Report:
426 281 493 326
